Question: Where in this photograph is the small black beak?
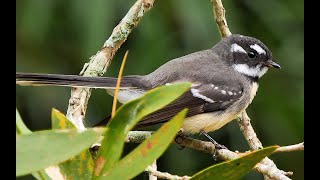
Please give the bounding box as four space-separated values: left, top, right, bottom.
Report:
267 60 281 69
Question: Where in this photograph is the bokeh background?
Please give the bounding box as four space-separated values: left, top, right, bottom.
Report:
16 0 304 179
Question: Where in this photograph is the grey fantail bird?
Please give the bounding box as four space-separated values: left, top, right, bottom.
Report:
16 34 280 151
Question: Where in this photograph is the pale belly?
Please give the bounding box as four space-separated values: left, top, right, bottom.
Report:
181 111 242 134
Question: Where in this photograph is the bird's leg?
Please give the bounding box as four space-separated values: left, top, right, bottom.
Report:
175 128 186 150
200 129 227 161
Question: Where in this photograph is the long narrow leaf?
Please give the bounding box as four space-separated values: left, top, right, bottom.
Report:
16 108 31 135
51 109 95 180
51 108 75 129
16 128 103 176
16 109 51 179
191 146 278 180
99 109 187 179
93 82 191 176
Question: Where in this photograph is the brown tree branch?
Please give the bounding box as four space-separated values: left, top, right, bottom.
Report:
237 111 293 179
65 0 155 130
211 0 232 37
124 131 298 180
238 111 263 150
175 135 294 180
274 142 304 153
145 163 190 180
148 160 158 180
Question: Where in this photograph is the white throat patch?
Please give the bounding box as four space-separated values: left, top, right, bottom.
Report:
231 43 247 54
250 44 266 54
233 64 268 78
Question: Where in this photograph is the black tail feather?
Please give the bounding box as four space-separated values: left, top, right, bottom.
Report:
16 72 141 89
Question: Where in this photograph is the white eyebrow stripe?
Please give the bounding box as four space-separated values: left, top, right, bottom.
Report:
191 88 215 103
231 43 247 54
250 44 266 54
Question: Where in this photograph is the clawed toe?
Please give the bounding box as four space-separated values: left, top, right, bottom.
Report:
199 129 228 161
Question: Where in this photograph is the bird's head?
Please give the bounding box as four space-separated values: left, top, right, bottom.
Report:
217 34 280 79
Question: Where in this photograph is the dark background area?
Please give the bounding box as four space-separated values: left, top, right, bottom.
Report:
16 0 304 179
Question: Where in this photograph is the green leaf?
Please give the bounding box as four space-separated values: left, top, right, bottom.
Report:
191 146 278 180
16 128 104 176
16 109 51 179
51 108 75 129
16 108 32 135
99 109 187 179
51 109 95 180
93 82 191 176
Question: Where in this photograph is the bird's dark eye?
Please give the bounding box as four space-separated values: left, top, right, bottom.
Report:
248 51 257 58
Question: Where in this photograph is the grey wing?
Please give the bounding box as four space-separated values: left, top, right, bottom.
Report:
135 83 244 128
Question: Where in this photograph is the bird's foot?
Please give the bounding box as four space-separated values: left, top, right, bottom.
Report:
175 128 186 150
200 129 228 161
212 143 227 161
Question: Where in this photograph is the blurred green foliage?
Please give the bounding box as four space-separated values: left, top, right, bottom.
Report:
16 0 304 179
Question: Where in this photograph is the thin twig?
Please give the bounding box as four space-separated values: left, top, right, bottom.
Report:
148 160 158 180
211 0 232 37
145 164 190 180
127 131 296 180
65 0 155 130
238 111 292 179
238 111 263 150
275 142 304 153
92 130 301 180
125 131 153 143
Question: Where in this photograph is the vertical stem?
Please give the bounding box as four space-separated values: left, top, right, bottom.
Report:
149 160 157 180
211 0 232 37
111 51 129 119
237 111 263 150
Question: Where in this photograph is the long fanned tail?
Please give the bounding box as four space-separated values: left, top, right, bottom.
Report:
16 72 141 89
